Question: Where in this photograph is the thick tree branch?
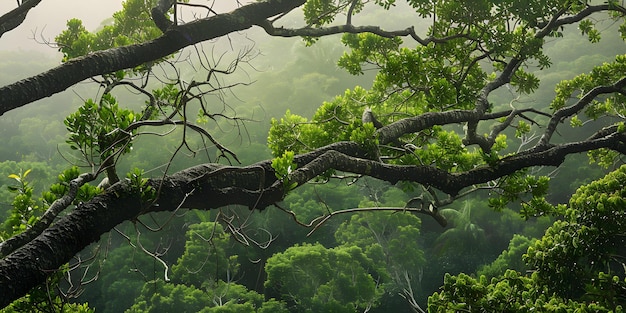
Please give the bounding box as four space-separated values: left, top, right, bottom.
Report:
0 0 42 38
376 110 478 145
0 0 306 116
377 105 551 152
291 136 626 197
0 173 96 258
151 0 176 32
462 58 523 152
0 162 282 307
0 126 625 306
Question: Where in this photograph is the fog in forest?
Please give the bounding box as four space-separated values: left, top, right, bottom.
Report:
1 1 626 312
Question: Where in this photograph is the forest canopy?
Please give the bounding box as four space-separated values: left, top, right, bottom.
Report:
0 0 625 312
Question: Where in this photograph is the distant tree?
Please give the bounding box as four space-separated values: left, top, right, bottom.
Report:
0 0 626 310
525 165 626 304
476 234 535 279
334 205 427 311
264 243 384 312
127 279 287 313
436 201 486 254
171 222 238 287
428 165 626 311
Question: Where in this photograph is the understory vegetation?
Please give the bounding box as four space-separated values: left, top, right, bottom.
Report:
0 0 626 312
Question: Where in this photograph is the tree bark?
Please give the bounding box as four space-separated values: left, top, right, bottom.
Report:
0 0 42 38
0 0 306 116
1 0 626 308
0 160 281 307
1 133 626 306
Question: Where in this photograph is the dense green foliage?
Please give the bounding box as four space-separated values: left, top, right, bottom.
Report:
429 165 626 312
56 0 163 62
265 243 382 312
1 0 626 312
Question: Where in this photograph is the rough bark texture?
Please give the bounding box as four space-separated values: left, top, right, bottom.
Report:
0 161 279 307
0 0 306 115
0 0 42 38
2 131 626 306
1 0 626 308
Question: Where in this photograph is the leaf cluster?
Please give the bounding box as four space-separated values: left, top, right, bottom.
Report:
1 166 99 238
271 151 299 193
524 165 626 304
1 169 39 236
264 242 384 312
429 166 626 311
55 0 164 63
126 168 156 203
64 94 138 162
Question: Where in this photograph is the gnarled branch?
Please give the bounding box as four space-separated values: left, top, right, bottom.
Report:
0 0 306 116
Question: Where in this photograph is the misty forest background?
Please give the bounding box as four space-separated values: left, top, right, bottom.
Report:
0 2 625 312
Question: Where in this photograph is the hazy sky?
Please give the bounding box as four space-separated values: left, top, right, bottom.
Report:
0 1 244 55
0 1 124 54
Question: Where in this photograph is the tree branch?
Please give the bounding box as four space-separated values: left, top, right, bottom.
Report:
537 4 626 39
0 0 42 38
536 76 626 148
0 126 624 305
0 173 96 258
0 0 306 116
257 20 471 46
376 110 478 145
